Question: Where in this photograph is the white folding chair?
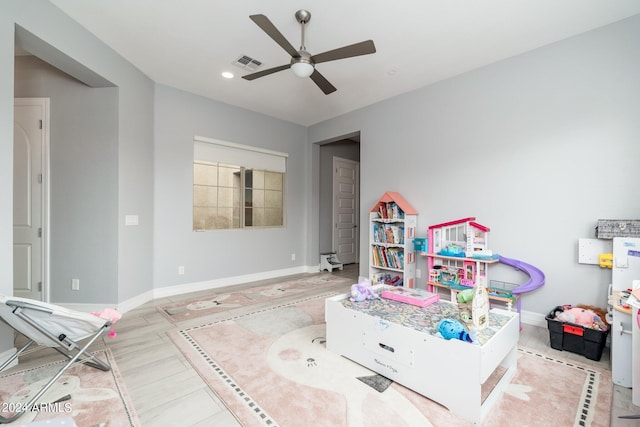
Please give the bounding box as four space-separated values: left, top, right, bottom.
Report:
0 295 112 424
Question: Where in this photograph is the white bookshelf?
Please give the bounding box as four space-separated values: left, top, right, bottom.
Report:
368 192 418 288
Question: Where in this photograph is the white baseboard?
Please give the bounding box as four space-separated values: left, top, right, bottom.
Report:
117 290 154 314
115 265 320 313
152 265 311 299
56 302 116 312
520 309 547 328
47 266 321 315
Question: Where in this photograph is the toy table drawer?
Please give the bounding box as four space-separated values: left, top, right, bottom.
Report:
361 322 415 369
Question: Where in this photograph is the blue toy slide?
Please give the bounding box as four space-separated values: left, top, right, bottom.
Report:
498 255 545 295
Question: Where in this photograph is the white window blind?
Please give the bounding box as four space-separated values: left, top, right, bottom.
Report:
194 136 287 172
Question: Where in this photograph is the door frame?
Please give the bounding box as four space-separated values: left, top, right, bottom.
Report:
14 97 50 302
332 156 360 263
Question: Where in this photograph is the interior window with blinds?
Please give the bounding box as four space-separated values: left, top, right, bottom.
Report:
193 137 287 231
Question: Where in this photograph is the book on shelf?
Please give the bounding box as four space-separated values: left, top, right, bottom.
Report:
373 223 404 244
371 246 404 269
376 202 404 220
385 226 395 243
381 286 440 307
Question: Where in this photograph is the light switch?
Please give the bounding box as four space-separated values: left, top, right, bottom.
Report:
616 255 629 268
125 215 139 226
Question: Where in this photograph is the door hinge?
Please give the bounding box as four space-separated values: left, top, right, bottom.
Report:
38 282 42 292
38 228 42 238
39 120 43 129
38 173 43 184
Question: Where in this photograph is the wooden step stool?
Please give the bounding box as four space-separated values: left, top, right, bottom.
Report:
320 252 343 272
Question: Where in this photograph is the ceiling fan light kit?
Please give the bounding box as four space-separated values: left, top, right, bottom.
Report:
291 50 314 77
291 61 314 78
243 9 376 94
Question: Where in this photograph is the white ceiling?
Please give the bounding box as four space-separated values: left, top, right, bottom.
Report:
49 0 640 126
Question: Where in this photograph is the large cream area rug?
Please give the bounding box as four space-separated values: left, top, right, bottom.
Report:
0 348 139 426
158 274 352 322
168 295 612 427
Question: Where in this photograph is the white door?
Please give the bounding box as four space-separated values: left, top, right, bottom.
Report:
332 157 359 264
13 98 49 301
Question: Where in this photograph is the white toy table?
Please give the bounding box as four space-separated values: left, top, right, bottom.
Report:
325 286 519 424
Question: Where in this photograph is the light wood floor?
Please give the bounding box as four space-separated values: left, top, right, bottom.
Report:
5 264 640 426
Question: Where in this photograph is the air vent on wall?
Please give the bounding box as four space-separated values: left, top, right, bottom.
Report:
233 55 262 71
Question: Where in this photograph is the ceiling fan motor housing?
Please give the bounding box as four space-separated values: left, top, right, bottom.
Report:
292 50 312 65
295 10 311 24
244 9 375 94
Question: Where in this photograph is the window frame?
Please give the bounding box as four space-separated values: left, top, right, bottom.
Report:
193 136 287 231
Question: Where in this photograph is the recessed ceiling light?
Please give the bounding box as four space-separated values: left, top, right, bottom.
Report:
221 71 234 79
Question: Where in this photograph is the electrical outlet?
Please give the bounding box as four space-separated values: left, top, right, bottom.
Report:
178 266 185 275
71 279 80 291
291 253 296 261
416 269 422 279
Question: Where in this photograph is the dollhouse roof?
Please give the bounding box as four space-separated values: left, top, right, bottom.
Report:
469 221 490 232
428 217 490 232
369 191 418 215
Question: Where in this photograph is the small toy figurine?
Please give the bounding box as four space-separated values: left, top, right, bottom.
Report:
436 318 473 343
349 280 378 302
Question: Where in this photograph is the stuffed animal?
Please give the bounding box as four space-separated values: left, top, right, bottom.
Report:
457 289 474 304
436 318 473 343
576 304 609 329
556 306 607 331
349 281 378 302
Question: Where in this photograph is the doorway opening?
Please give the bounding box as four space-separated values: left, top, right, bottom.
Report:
318 134 360 269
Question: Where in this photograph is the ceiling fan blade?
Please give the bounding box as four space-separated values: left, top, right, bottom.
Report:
242 64 291 81
310 69 337 95
311 40 376 65
250 14 299 58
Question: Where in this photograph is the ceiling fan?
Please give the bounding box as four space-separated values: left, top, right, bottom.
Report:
242 10 376 95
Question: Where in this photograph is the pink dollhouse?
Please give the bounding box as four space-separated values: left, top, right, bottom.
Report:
427 217 495 289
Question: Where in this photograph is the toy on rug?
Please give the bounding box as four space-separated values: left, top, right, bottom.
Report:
554 305 608 331
91 308 122 338
349 280 379 302
436 318 474 343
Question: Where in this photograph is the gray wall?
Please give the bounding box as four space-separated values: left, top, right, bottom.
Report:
14 56 119 304
309 15 640 315
1 0 154 360
0 7 16 352
153 85 309 288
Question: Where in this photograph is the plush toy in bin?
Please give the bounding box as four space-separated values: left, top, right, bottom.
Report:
551 304 608 331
